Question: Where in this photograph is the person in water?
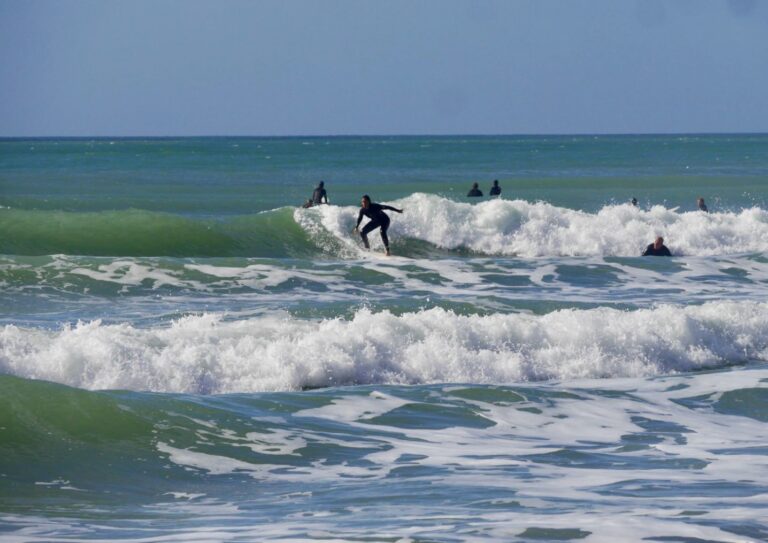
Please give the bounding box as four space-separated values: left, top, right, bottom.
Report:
642 236 672 256
467 182 483 197
697 197 708 212
311 181 329 206
631 197 638 207
489 180 501 196
353 195 403 256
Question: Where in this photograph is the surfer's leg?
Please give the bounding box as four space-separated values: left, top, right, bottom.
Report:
361 221 379 249
380 218 390 255
380 224 389 249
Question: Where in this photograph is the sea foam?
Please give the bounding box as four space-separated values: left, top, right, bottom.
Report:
300 193 768 257
2 301 767 393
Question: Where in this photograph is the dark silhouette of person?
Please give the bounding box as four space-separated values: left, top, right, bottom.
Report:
353 195 403 256
631 197 638 207
467 182 483 197
642 236 672 256
489 180 501 196
697 197 708 212
311 181 329 205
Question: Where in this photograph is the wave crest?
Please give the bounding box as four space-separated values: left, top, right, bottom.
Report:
303 193 768 257
3 301 767 393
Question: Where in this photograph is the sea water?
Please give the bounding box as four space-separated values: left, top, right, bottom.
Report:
1 135 768 542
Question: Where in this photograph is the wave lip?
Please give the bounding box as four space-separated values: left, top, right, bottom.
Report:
2 301 767 393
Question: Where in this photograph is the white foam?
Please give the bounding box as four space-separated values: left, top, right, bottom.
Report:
2 301 768 393
299 194 768 257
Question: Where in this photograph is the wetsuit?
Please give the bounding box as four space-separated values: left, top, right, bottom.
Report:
467 188 483 197
356 203 399 249
642 243 672 256
489 185 501 196
312 187 328 205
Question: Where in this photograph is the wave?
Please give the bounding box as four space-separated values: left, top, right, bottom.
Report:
303 193 768 257
2 301 767 393
0 207 317 258
3 195 768 258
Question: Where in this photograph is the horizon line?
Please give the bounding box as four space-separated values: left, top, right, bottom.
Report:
2 130 768 140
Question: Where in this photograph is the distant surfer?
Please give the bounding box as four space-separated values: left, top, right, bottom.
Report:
467 182 483 197
311 181 329 206
489 180 501 196
353 195 403 256
642 236 672 256
697 197 708 212
631 197 638 207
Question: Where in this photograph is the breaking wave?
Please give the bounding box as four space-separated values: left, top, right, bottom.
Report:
4 194 768 258
2 301 767 393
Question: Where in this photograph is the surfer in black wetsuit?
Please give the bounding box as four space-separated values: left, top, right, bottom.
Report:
697 197 708 213
353 195 403 256
489 180 501 196
467 182 483 197
311 181 329 206
642 236 672 256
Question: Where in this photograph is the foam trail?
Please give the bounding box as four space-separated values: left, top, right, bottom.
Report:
2 301 767 393
300 193 768 257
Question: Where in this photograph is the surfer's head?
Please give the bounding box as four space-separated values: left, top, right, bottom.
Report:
361 195 371 209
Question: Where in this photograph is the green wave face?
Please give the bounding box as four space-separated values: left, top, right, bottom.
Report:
0 376 285 505
0 208 316 257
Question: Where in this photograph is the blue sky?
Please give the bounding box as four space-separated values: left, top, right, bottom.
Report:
1 0 767 136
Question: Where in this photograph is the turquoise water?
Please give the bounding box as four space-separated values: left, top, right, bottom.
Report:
2 135 768 542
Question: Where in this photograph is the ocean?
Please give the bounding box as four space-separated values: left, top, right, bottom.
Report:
1 134 768 542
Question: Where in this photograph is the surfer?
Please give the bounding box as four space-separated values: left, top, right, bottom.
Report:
642 236 672 257
489 180 501 196
697 197 708 212
467 182 483 197
311 181 329 206
631 197 638 207
353 195 403 256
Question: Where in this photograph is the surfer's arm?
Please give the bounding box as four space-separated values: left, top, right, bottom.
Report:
380 205 403 213
355 209 364 229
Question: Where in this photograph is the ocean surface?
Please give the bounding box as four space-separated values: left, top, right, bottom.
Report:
1 134 768 542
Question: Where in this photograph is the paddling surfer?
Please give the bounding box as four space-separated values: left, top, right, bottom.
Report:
642 236 672 257
353 195 403 256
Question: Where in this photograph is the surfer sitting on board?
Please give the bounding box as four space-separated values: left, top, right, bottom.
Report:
353 195 403 256
312 181 329 205
467 182 483 197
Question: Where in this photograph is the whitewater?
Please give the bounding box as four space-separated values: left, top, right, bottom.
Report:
2 135 768 542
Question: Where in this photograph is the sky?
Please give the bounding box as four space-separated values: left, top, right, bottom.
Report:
1 0 767 136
